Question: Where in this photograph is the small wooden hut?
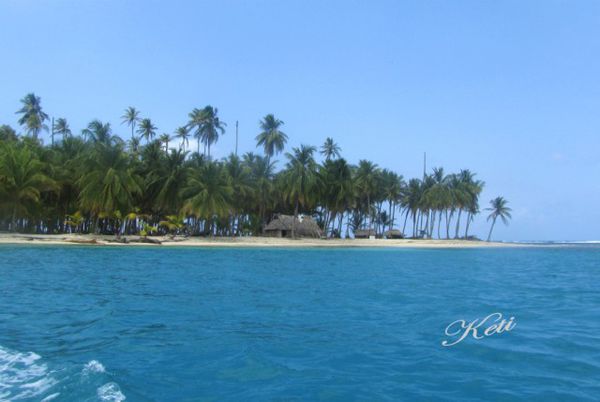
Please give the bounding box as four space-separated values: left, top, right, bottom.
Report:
383 229 404 239
353 229 376 239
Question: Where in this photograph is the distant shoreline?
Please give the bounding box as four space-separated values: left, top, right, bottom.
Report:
0 233 523 248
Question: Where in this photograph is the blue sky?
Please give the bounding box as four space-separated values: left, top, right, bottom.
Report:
1 0 599 241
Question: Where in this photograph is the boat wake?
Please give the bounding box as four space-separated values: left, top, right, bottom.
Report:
0 345 125 401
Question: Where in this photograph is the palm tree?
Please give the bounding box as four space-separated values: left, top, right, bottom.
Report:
137 118 157 143
0 145 56 231
16 93 49 140
320 158 354 236
182 162 232 234
153 149 189 214
245 153 275 232
187 106 226 158
284 145 318 238
53 118 72 141
82 120 121 146
256 114 288 164
320 137 341 160
486 196 512 241
0 125 18 142
201 106 226 159
355 160 379 230
160 133 171 152
174 126 190 151
121 107 141 139
187 108 205 155
128 136 141 155
78 144 142 229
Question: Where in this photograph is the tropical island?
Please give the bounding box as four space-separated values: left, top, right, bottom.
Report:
0 93 512 247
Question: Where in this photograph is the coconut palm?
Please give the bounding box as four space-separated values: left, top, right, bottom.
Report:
160 133 171 152
256 114 288 164
121 107 141 139
78 144 142 225
355 160 379 229
0 125 18 142
283 145 318 238
320 137 341 160
187 108 205 155
53 118 72 141
174 126 190 151
320 158 354 236
187 106 226 158
0 145 56 231
16 93 49 140
137 118 157 143
82 120 121 146
182 162 232 234
486 196 512 241
128 136 142 155
200 106 226 159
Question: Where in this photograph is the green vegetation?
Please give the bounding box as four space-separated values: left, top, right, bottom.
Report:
0 93 510 239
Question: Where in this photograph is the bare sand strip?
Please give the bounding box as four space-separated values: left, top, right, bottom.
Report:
0 233 520 248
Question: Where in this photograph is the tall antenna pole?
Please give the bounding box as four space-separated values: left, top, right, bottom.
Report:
423 152 427 179
51 117 55 146
235 120 239 156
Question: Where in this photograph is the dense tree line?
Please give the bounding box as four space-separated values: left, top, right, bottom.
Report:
0 93 511 239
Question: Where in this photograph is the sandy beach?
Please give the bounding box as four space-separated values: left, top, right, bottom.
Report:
0 233 519 248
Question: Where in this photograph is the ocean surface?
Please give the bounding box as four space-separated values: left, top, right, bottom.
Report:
1 245 599 401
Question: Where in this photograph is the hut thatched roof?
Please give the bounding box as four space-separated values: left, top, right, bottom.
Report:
384 229 404 239
264 214 322 238
353 228 376 238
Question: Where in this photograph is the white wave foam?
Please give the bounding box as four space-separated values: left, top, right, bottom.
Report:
41 392 61 401
97 382 126 402
0 346 57 400
83 360 106 375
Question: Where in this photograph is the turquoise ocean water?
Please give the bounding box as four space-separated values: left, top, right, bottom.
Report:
0 245 599 401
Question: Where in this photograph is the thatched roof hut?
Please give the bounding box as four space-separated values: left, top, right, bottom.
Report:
264 214 322 238
353 229 376 239
384 229 404 239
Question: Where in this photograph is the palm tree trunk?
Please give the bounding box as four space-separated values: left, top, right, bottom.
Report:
11 207 17 232
465 212 472 238
487 217 497 242
292 197 299 239
454 209 462 239
445 210 450 239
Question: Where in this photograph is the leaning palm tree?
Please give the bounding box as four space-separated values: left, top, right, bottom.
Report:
137 118 157 143
320 137 341 160
486 196 512 241
16 93 49 140
174 126 190 151
256 114 288 164
121 106 141 140
53 118 72 141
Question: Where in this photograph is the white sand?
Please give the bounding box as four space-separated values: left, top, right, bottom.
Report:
0 233 518 248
